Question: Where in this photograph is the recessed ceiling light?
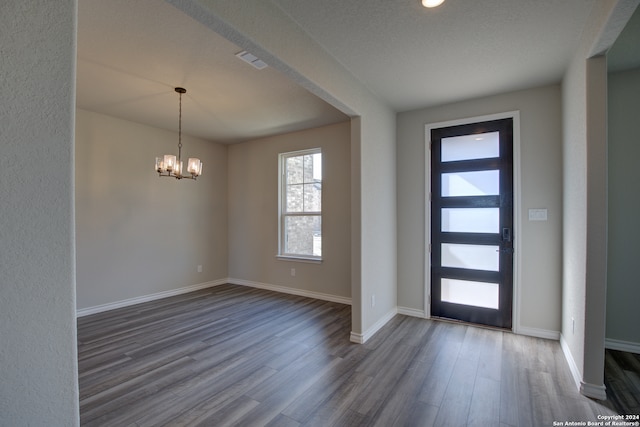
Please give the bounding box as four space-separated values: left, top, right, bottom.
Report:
422 0 445 8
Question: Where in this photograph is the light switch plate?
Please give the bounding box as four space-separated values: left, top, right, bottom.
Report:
528 208 548 221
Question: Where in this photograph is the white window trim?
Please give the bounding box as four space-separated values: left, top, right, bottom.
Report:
278 148 323 262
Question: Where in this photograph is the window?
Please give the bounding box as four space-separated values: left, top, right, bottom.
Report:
279 148 322 260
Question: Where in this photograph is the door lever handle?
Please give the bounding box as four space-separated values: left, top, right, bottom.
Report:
496 247 515 254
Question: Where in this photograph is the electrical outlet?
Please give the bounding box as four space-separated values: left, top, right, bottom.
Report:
291 268 296 277
371 294 376 308
197 265 202 273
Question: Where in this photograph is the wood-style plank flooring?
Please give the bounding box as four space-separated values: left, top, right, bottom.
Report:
78 284 620 426
605 349 640 415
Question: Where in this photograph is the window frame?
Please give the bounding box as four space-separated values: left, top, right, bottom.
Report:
277 148 323 263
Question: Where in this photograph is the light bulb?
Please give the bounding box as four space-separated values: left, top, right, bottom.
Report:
163 154 176 172
187 158 201 176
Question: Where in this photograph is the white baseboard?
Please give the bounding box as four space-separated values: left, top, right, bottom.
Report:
349 331 365 344
580 381 607 400
516 326 560 341
605 338 640 354
560 334 608 400
560 334 583 392
397 306 426 318
227 278 352 306
76 279 226 317
350 307 397 344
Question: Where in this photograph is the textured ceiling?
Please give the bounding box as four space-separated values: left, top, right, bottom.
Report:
76 0 348 144
272 0 597 111
78 0 630 144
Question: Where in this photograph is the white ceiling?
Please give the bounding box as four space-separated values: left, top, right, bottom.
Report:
76 0 348 144
77 0 608 143
272 0 597 112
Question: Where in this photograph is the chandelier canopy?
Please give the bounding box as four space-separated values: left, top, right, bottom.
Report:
155 87 202 180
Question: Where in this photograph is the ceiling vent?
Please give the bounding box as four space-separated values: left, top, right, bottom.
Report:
235 51 268 70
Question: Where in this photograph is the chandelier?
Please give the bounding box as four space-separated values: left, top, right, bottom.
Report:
155 87 203 180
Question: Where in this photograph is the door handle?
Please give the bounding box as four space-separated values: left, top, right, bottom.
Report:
502 228 511 242
497 247 515 254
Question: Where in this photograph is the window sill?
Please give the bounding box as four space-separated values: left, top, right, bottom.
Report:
276 255 323 264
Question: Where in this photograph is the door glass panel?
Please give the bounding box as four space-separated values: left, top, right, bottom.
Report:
441 278 499 309
441 208 499 233
441 131 499 162
441 170 499 197
441 243 499 271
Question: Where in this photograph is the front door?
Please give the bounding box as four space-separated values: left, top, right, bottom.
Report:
430 118 514 329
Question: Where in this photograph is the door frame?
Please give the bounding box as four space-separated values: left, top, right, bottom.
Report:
424 111 522 332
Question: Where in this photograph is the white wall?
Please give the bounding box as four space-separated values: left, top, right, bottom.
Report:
75 109 228 310
0 0 79 425
227 122 351 300
168 0 397 339
607 67 640 348
397 85 563 335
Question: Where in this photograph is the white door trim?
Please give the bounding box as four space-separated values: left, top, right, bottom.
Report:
424 111 521 332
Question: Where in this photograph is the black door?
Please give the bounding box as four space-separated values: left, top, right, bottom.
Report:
430 118 513 329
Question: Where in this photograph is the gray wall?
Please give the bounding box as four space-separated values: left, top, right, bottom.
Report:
0 0 79 425
75 109 228 310
397 84 563 334
559 0 634 398
76 113 350 309
607 67 640 346
228 122 351 299
170 0 397 339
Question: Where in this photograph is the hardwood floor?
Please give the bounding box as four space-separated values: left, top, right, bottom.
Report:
605 349 640 415
78 284 619 426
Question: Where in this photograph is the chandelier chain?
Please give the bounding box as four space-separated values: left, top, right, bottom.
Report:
178 90 183 158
